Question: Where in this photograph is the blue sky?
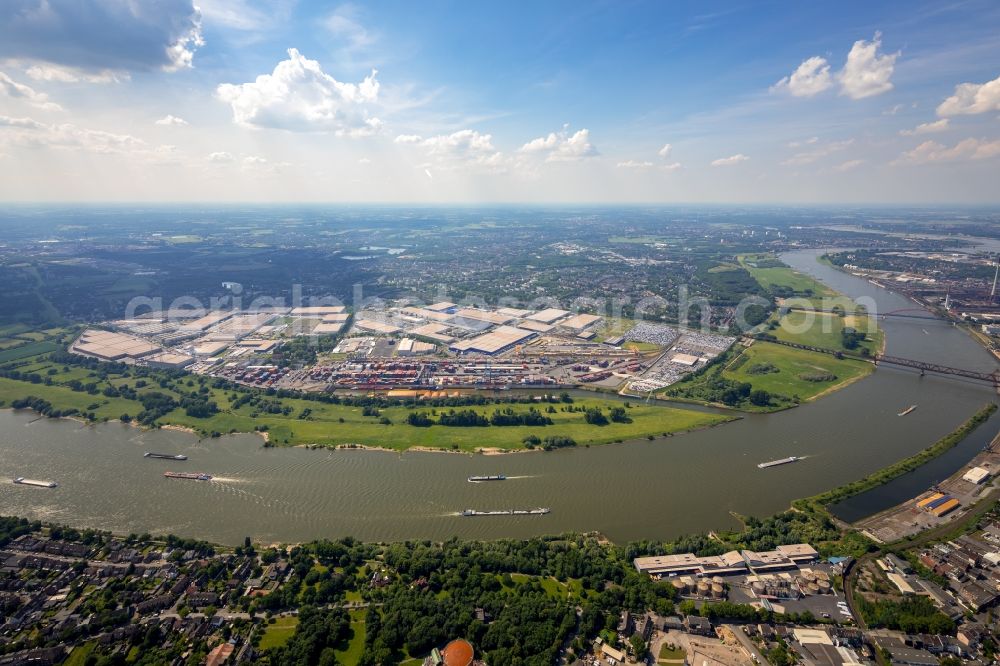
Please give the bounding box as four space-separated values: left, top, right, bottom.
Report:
0 0 999 203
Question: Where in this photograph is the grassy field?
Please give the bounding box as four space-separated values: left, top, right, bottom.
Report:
726 342 872 401
667 341 873 412
739 253 837 304
770 310 883 354
658 645 686 661
259 616 299 650
63 642 97 666
503 573 584 600
333 609 366 665
0 349 731 451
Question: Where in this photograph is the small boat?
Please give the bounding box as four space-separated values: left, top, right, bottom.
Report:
898 405 917 417
163 472 212 481
144 452 188 461
468 474 506 482
13 477 57 488
757 456 800 469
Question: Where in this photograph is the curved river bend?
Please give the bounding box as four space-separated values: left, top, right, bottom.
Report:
1 249 997 544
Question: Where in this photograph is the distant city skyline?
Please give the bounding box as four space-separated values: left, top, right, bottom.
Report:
1 0 999 203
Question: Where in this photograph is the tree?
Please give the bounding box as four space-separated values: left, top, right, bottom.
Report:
630 632 648 659
749 389 770 406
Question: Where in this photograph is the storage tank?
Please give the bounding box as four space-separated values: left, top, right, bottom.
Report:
751 581 766 595
817 579 832 593
697 580 711 597
806 582 820 595
814 570 830 582
711 583 725 598
672 579 687 594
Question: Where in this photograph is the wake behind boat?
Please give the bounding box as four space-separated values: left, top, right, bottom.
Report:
898 405 917 417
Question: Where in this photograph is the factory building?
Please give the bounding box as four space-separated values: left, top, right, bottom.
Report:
963 466 991 485
527 308 570 324
634 543 818 578
449 326 536 355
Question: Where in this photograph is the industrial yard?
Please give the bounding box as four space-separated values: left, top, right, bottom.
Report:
69 300 737 397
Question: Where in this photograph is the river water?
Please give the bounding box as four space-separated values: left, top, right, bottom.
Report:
1 250 997 545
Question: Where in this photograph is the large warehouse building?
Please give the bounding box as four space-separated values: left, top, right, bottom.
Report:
449 325 536 355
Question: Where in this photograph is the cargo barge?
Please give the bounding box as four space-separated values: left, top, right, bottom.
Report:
467 474 506 482
145 452 188 461
13 477 58 488
897 405 917 417
163 472 212 481
461 508 549 516
757 456 800 469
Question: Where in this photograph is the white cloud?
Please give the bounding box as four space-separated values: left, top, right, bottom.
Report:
197 0 272 30
616 160 654 169
216 48 381 134
323 5 375 52
833 159 865 172
155 115 188 126
772 56 832 97
661 162 682 171
773 33 897 101
936 74 1000 116
710 154 749 167
394 134 422 144
0 0 202 73
358 157 371 164
838 32 898 99
893 138 1000 165
781 139 854 166
657 143 672 158
0 72 62 111
207 151 235 163
25 64 123 84
899 119 949 136
0 114 174 160
519 127 597 162
882 104 904 116
419 129 504 170
788 137 819 148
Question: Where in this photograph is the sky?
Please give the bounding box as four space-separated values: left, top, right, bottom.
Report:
0 0 999 204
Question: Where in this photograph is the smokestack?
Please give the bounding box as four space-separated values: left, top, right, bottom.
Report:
992 256 999 299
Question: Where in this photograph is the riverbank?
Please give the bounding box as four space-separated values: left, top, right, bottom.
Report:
792 403 997 520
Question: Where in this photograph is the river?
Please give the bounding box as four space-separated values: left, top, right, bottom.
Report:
1 249 997 545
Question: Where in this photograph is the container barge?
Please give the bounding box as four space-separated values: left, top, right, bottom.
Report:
13 477 58 488
757 456 800 469
467 474 506 482
163 472 212 481
897 405 917 417
145 452 188 461
461 508 549 516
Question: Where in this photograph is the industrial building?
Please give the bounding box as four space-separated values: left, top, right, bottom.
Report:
396 338 436 356
290 305 346 316
558 313 602 332
354 319 402 335
73 329 161 362
963 466 991 485
633 543 818 578
449 325 536 355
527 307 570 324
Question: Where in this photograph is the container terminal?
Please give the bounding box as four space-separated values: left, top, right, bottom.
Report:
757 456 800 469
12 477 58 488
